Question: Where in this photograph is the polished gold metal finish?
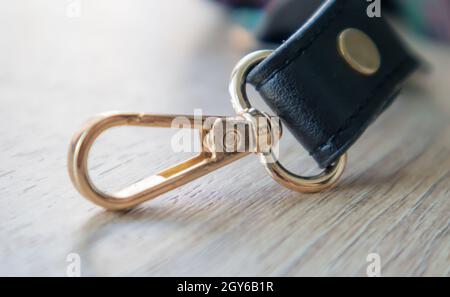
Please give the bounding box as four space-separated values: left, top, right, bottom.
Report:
68 50 347 210
262 153 347 193
230 50 347 193
68 112 275 210
338 28 381 75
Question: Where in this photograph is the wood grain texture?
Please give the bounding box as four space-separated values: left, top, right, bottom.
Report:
0 1 448 276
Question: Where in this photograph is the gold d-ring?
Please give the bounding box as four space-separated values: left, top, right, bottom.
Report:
229 50 347 193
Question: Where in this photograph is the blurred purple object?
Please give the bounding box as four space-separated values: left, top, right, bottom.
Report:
423 0 450 41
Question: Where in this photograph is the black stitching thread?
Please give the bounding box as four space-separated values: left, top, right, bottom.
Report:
254 0 347 91
310 57 411 156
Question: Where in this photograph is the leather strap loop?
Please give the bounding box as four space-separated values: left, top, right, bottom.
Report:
247 0 419 168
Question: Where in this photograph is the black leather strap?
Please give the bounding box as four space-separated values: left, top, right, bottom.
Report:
247 0 419 168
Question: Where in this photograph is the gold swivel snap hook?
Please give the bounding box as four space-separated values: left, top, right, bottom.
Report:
68 50 347 210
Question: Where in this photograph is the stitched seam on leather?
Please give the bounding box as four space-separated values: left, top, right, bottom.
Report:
310 57 411 156
254 0 347 91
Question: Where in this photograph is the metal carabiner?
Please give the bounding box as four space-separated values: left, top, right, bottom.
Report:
68 111 279 210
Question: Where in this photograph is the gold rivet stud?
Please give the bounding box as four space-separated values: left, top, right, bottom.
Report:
338 28 381 76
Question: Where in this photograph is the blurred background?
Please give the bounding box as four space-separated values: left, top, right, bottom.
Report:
0 0 449 276
217 0 450 42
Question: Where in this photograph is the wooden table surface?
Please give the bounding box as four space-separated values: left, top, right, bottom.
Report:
0 1 449 276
